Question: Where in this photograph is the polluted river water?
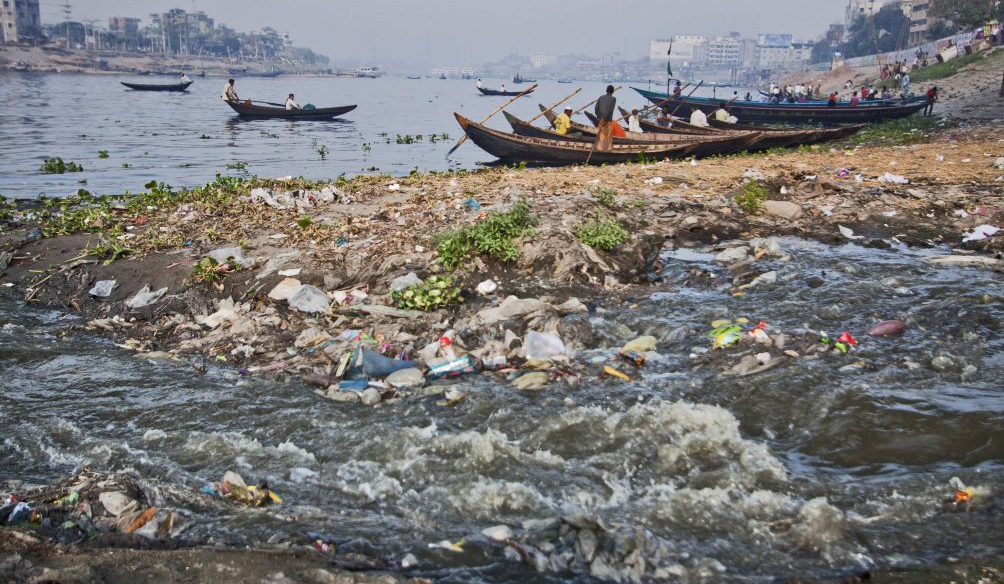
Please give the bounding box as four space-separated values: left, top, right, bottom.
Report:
2 235 1002 582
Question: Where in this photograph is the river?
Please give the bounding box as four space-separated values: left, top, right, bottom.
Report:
0 73 715 200
2 233 1002 582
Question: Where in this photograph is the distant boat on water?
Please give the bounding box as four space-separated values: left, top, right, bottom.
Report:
556 78 572 83
406 75 422 80
512 73 535 84
121 80 193 92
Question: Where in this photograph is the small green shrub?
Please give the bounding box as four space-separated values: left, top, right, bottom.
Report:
593 187 617 209
735 181 768 214
391 275 461 311
296 215 313 229
437 200 535 270
40 157 83 174
574 216 629 251
98 150 109 159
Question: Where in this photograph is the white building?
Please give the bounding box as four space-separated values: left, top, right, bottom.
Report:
706 35 741 67
530 53 556 69
649 35 707 69
754 35 814 68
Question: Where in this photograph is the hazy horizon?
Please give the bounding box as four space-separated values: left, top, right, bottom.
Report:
57 1 848 66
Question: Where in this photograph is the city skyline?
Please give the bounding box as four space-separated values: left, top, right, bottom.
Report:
52 1 848 66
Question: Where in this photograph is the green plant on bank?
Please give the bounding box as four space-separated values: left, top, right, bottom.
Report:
40 157 83 174
849 115 940 146
436 199 535 271
98 150 109 159
226 161 248 171
188 256 223 285
735 181 768 214
296 215 313 229
0 195 15 225
909 51 987 84
592 186 617 209
391 275 462 311
574 216 628 251
88 237 134 265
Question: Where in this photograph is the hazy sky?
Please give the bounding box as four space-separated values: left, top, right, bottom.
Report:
60 1 848 65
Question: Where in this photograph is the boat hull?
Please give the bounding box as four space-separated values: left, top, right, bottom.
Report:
478 87 534 97
224 100 357 120
455 113 695 164
633 87 927 124
121 81 193 92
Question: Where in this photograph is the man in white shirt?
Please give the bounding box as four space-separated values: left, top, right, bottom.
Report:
627 109 642 133
181 73 191 84
285 93 301 110
222 78 238 102
476 78 483 89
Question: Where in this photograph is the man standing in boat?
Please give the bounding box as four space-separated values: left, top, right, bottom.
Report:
285 93 301 110
594 85 617 151
476 78 483 89
222 79 239 102
181 73 191 84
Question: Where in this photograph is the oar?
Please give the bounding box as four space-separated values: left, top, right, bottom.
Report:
526 87 582 125
446 83 538 158
667 80 704 119
571 86 622 116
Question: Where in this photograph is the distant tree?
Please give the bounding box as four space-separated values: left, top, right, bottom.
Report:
929 0 1003 29
926 20 954 40
839 4 910 58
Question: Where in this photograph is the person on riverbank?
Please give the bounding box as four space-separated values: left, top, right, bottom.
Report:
285 93 300 110
222 79 238 102
901 72 911 97
924 86 938 115
554 106 573 135
476 78 483 89
827 92 838 107
594 85 617 151
181 73 191 84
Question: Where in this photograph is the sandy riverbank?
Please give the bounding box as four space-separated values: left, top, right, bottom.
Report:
0 44 325 76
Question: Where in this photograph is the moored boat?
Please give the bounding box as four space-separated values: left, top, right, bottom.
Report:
223 100 357 120
454 113 698 164
478 86 535 97
632 86 928 124
506 111 763 157
121 80 193 92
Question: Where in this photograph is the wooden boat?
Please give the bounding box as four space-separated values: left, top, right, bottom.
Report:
223 100 357 120
478 86 534 97
121 80 193 92
557 78 573 84
616 106 866 147
632 86 928 124
454 113 697 164
406 75 422 80
508 111 763 157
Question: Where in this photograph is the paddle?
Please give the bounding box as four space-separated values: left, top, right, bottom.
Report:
570 86 622 116
446 83 539 158
667 80 705 120
526 88 582 125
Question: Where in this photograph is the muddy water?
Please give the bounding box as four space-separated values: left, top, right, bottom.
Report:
1 238 1002 582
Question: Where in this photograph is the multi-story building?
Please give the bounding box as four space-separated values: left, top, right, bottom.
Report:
0 0 41 44
530 52 556 69
706 34 742 67
908 1 931 44
754 34 814 68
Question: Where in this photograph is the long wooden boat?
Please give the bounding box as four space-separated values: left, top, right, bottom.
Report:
478 86 534 97
223 100 357 120
121 80 193 92
632 87 928 124
454 113 698 164
513 111 763 157
615 106 866 147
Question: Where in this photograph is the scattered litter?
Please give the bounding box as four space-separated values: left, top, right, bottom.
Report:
961 224 999 243
206 246 250 268
426 354 478 380
954 209 969 218
475 279 498 295
644 176 663 185
935 154 945 162
277 268 301 277
463 198 481 211
287 284 329 313
994 157 1004 169
268 278 302 301
602 366 630 381
390 272 423 291
524 331 566 360
882 210 897 217
429 539 465 553
513 371 549 390
88 279 116 297
204 470 282 507
836 168 850 178
124 285 168 309
878 172 909 184
388 183 401 191
838 225 864 240
868 320 907 336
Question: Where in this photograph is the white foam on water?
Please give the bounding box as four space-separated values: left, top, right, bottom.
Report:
289 467 318 483
142 429 167 441
334 460 403 502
